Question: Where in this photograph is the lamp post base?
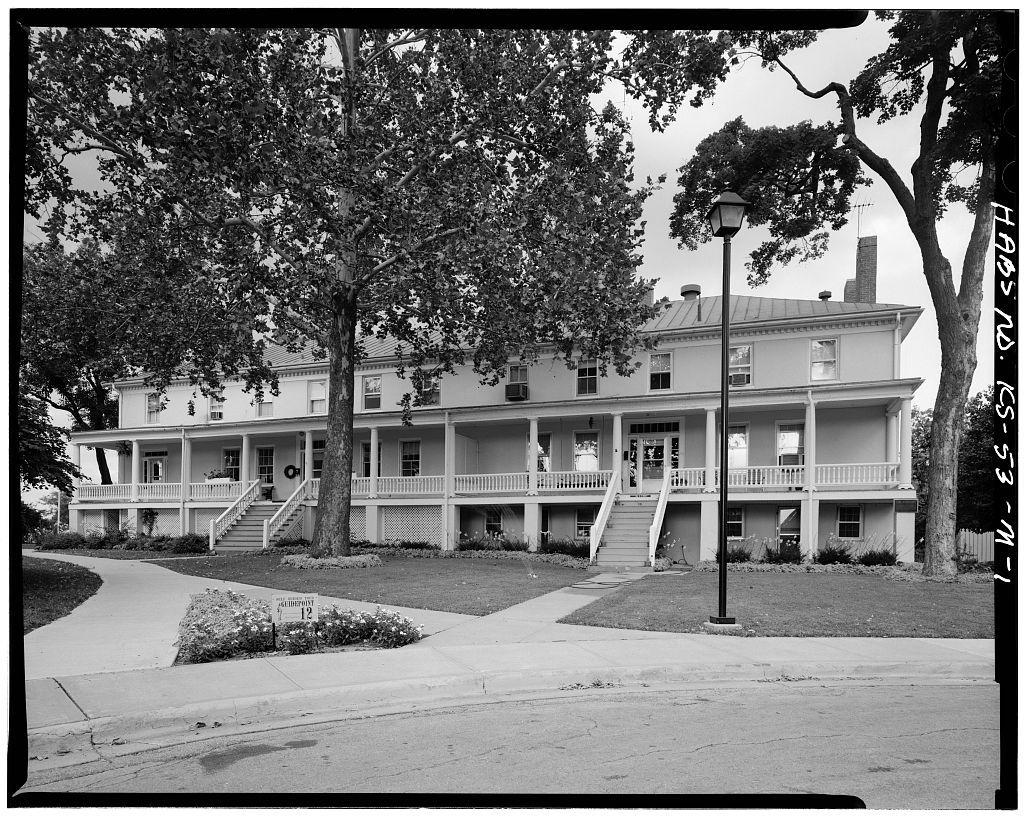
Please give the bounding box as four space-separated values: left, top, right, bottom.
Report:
708 615 736 624
703 617 742 634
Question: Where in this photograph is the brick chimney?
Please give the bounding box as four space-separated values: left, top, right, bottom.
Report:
844 235 877 303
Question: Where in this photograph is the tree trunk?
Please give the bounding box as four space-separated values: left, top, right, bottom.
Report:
95 447 112 484
310 289 358 557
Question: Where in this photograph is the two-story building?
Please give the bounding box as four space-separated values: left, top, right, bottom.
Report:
68 236 921 566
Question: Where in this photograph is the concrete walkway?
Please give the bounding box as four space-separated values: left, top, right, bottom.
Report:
20 551 996 773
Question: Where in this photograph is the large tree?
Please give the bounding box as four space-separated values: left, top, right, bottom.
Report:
25 26 731 556
669 12 1005 575
18 391 80 495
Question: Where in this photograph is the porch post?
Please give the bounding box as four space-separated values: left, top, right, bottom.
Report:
803 395 816 490
241 434 252 485
703 408 716 491
131 440 141 501
885 408 899 472
180 432 191 534
611 412 623 489
524 501 540 552
304 430 315 481
698 498 718 561
70 442 81 475
369 426 379 498
898 398 913 488
527 417 539 495
442 414 455 550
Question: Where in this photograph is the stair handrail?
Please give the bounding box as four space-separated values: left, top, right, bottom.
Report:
648 468 673 566
209 479 261 550
264 478 310 548
590 469 621 563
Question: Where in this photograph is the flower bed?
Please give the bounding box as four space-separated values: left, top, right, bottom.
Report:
280 553 383 570
351 544 592 569
691 560 991 583
175 588 423 664
35 530 208 555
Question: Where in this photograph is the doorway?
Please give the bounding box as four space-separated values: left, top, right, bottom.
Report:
628 435 679 494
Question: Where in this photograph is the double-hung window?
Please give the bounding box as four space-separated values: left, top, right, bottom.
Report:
146 393 163 424
729 345 751 386
576 358 598 396
417 373 439 406
299 438 326 479
573 431 599 472
649 352 671 391
223 448 241 482
257 399 274 418
309 380 327 414
400 440 421 477
209 395 225 422
726 506 744 538
360 442 382 478
576 507 596 539
257 447 274 485
777 423 805 466
363 375 382 410
508 364 528 385
485 509 503 536
811 339 838 381
838 505 862 539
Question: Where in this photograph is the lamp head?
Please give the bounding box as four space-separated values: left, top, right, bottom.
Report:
706 190 750 238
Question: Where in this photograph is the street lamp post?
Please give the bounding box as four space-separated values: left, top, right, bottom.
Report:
706 190 750 626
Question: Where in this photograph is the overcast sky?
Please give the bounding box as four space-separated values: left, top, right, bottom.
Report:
23 16 997 493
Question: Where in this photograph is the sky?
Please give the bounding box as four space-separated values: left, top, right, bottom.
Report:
21 15 998 494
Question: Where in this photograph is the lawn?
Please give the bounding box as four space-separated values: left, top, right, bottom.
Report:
34 549 206 560
22 556 103 634
560 572 993 638
157 550 584 615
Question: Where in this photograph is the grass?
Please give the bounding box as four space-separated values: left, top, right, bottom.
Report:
157 550 584 616
560 572 993 638
35 549 207 560
22 556 103 634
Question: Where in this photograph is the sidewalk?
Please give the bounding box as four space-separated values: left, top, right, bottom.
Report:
21 552 995 771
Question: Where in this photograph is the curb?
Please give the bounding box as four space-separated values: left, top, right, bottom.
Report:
26 658 993 773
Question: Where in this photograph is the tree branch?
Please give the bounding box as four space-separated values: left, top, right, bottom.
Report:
362 226 466 280
362 30 428 67
957 156 996 319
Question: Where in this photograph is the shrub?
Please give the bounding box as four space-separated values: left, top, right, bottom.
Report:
763 540 803 564
457 536 501 551
170 534 210 554
859 548 897 566
366 607 423 648
274 537 310 549
144 535 174 552
83 533 108 550
280 553 383 570
499 538 529 552
278 621 319 655
539 538 590 558
390 540 437 550
176 589 273 664
318 607 376 646
35 531 86 551
816 542 853 565
715 545 752 563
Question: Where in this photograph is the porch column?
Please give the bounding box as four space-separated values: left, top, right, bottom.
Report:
527 417 539 495
803 396 816 490
612 412 623 490
180 433 191 535
69 506 81 534
70 443 81 478
698 498 718 561
366 505 381 544
442 414 455 550
703 408 716 492
885 409 899 468
524 501 540 552
304 430 315 481
369 426 380 498
131 440 141 501
898 398 913 488
800 495 818 560
241 434 252 485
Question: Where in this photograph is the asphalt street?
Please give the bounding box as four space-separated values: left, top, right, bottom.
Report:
21 679 998 807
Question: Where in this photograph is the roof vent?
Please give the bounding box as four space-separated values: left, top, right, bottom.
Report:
680 284 701 301
819 290 832 302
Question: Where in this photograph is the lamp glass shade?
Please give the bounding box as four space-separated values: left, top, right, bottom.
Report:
706 191 750 238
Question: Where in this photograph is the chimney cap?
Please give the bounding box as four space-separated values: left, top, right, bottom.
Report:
680 284 702 300
818 290 832 301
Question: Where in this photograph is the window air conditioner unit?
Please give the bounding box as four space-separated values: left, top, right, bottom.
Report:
505 383 529 401
728 373 750 387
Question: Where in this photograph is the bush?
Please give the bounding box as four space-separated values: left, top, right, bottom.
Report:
280 553 383 570
367 607 423 648
170 534 209 554
859 548 897 566
499 538 529 552
539 538 590 558
763 540 803 564
318 607 376 646
35 531 86 551
457 536 501 552
274 537 310 549
176 589 273 664
278 621 319 655
390 540 437 550
715 545 752 563
816 542 853 565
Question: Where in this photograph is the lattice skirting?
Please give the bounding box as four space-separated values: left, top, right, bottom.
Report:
307 506 366 541
194 509 221 538
382 506 441 545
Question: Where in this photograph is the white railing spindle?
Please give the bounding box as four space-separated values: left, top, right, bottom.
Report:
209 479 261 550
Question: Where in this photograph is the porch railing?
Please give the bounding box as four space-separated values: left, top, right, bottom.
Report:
670 468 706 490
351 477 370 496
537 470 613 491
138 482 182 501
76 483 132 501
816 462 899 486
209 480 261 550
454 472 528 494
715 465 806 489
189 481 245 500
265 478 310 548
378 475 444 495
649 468 673 566
590 470 622 563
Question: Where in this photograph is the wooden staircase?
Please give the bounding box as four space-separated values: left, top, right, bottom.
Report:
595 497 659 567
215 501 287 553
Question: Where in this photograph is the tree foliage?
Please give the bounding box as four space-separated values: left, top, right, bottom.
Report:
956 386 995 533
18 391 80 494
25 27 724 555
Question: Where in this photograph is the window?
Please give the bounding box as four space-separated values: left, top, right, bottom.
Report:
649 352 671 390
508 364 528 384
576 507 596 539
485 509 503 536
299 438 326 479
257 399 274 418
257 447 274 485
363 375 382 410
811 339 837 381
727 425 748 469
417 373 439 406
209 395 225 422
778 506 801 544
576 358 598 396
309 380 327 414
400 440 421 477
223 448 240 482
729 345 751 386
146 393 163 424
838 505 862 539
360 442 382 478
777 423 805 466
143 451 168 483
726 506 744 539
574 431 599 472
535 433 552 473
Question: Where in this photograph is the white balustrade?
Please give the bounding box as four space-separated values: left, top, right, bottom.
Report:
210 480 261 548
76 484 132 501
816 462 899 486
351 477 370 496
137 482 182 500
266 479 311 546
377 475 444 495
310 478 321 499
453 472 528 494
536 470 612 491
590 471 622 562
670 468 706 490
712 466 805 488
189 481 244 500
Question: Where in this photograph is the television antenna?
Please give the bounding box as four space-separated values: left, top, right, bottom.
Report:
852 200 873 238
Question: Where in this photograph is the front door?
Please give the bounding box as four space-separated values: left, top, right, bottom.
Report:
143 456 166 483
629 436 672 494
